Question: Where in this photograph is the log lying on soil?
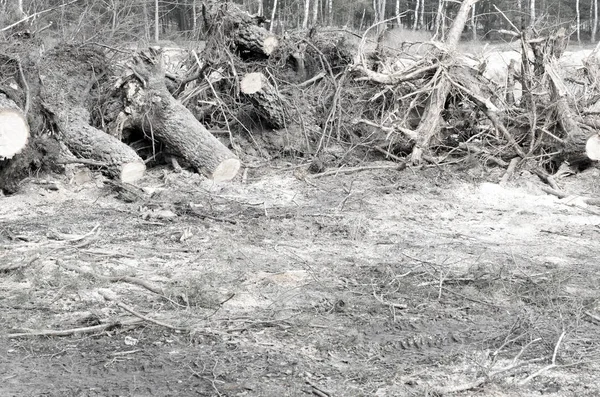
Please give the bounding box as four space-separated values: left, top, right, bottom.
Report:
54 108 146 183
241 72 286 129
0 95 29 159
125 70 241 181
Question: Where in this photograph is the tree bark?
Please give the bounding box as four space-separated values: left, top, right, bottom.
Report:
269 0 278 32
413 0 420 30
593 0 598 43
576 0 581 43
125 57 240 181
240 72 286 129
302 0 310 28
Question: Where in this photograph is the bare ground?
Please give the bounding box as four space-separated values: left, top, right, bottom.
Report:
2 163 600 396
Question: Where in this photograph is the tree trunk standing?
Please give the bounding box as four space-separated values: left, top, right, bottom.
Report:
592 0 598 43
396 0 402 27
413 0 420 29
328 0 333 26
434 0 445 39
312 0 319 25
576 0 581 43
192 0 197 34
376 0 387 34
517 0 523 29
419 0 425 31
529 0 535 27
410 0 480 163
258 0 264 15
471 4 476 41
269 0 278 32
302 0 310 28
154 0 159 42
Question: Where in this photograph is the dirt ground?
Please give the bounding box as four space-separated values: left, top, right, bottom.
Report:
2 162 600 396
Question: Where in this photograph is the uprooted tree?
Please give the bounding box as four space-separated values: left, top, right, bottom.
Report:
1 0 600 194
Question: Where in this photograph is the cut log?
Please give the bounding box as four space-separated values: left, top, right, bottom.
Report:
241 72 286 129
125 70 240 181
54 109 146 183
236 25 279 56
586 135 600 160
38 45 146 183
0 101 29 159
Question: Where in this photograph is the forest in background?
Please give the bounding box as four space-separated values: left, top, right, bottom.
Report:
1 0 598 44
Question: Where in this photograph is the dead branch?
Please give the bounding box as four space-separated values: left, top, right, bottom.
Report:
4 318 143 338
57 260 164 295
310 163 406 179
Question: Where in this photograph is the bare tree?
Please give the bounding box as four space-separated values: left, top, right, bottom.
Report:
413 0 420 29
471 2 476 41
592 0 598 43
328 0 333 26
154 0 159 42
302 0 310 28
395 0 402 27
270 0 278 32
434 0 445 39
529 0 535 27
312 0 319 25
576 0 580 43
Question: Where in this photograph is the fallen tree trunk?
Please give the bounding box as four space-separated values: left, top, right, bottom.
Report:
0 93 29 159
240 72 286 129
50 108 146 183
40 46 146 183
124 54 241 181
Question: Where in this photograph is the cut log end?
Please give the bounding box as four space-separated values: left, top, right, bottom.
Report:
263 36 279 56
0 109 29 159
586 135 600 161
120 162 146 184
212 158 241 182
240 72 263 94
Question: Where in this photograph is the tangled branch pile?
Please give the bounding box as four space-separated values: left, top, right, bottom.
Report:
1 0 600 193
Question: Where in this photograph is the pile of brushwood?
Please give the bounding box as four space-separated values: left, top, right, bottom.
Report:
1 0 600 193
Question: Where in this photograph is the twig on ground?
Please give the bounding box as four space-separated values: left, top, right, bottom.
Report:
584 311 600 323
99 290 187 331
4 318 143 338
310 163 406 179
518 331 567 385
541 186 600 207
57 260 165 296
306 379 332 397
